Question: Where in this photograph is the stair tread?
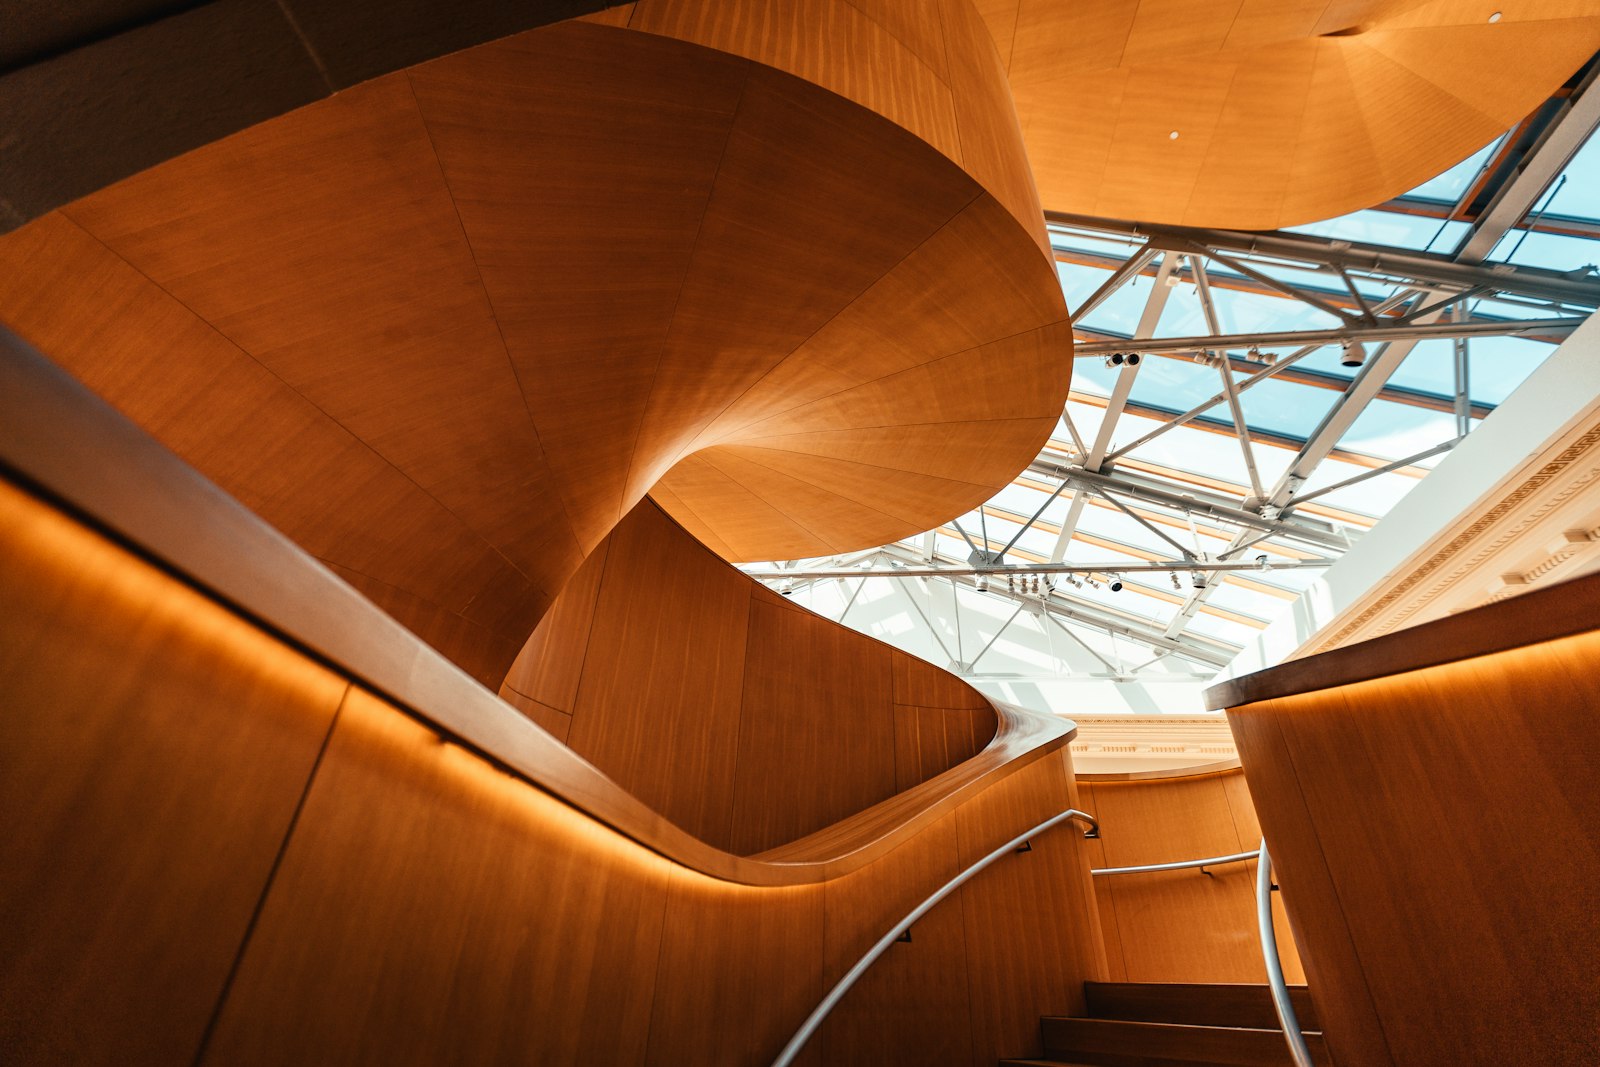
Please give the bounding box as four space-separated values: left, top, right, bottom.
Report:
1043 1017 1329 1067
1084 981 1320 1031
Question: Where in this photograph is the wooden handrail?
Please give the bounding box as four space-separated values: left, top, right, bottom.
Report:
1205 570 1600 709
0 328 1077 886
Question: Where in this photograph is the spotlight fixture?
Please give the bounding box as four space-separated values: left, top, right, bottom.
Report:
1255 554 1270 571
1170 573 1182 590
974 574 988 592
780 580 794 596
1164 257 1184 287
1340 340 1368 368
1125 352 1141 366
1108 577 1124 592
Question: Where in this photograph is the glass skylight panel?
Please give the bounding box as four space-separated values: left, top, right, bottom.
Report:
1403 136 1504 204
1340 398 1458 461
1533 129 1600 223
1288 208 1471 253
1233 376 1340 440
750 98 1599 717
1488 228 1600 270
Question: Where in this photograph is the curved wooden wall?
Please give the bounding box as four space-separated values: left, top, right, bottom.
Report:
502 497 997 853
0 464 1105 1066
1077 769 1304 985
1215 574 1600 1067
0 14 1068 688
979 0 1600 227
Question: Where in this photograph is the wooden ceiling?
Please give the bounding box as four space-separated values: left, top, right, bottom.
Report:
977 0 1600 227
0 13 1069 684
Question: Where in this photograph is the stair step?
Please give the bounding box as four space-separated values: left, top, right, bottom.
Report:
1085 982 1320 1031
1041 1017 1329 1067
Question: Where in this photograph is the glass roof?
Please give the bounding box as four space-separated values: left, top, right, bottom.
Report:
742 80 1600 714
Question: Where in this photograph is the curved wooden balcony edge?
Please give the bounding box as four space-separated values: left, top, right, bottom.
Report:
0 328 1075 886
1203 570 1600 710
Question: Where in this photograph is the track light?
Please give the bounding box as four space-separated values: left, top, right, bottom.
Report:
1125 352 1141 366
974 574 988 592
1340 340 1367 368
1109 577 1124 592
780 580 794 596
1170 573 1182 590
1255 554 1270 571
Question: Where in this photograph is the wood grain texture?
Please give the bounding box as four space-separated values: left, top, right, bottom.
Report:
0 11 1067 687
0 478 346 1065
1079 770 1305 986
0 470 1105 1067
1206 568 1600 709
958 753 1107 1064
992 0 1600 226
1226 593 1600 1066
499 498 999 853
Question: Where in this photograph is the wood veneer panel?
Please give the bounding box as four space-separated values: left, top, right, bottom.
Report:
629 0 964 169
3 14 1069 685
957 753 1105 1064
63 72 585 612
0 339 1080 893
496 690 574 742
731 597 898 853
819 814 975 1067
405 26 748 546
1089 774 1261 984
894 705 994 792
1082 770 1305 985
647 873 825 1067
205 687 674 1066
0 213 540 688
1228 700 1403 1067
499 539 611 717
1206 569 1600 709
1234 634 1600 1067
1002 0 1600 227
938 0 1048 257
566 501 752 848
0 481 345 1065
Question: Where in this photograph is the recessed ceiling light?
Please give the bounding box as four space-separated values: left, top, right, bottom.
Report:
1169 130 1180 140
1488 11 1502 22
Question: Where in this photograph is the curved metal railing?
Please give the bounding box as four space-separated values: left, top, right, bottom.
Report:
769 806 1099 1067
1257 837 1315 1067
1091 848 1258 876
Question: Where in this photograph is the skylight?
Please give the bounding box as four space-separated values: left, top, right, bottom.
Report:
742 75 1600 717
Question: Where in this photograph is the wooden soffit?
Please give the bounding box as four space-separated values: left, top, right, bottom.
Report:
981 0 1600 227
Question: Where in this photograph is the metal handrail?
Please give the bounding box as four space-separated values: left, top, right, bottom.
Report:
1257 837 1315 1067
769 807 1099 1067
1091 849 1258 876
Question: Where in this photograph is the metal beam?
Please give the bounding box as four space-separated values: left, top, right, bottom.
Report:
1072 315 1587 356
1458 60 1600 262
1073 246 1157 320
1047 212 1600 308
1029 462 1351 552
1084 251 1179 470
743 559 1328 580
